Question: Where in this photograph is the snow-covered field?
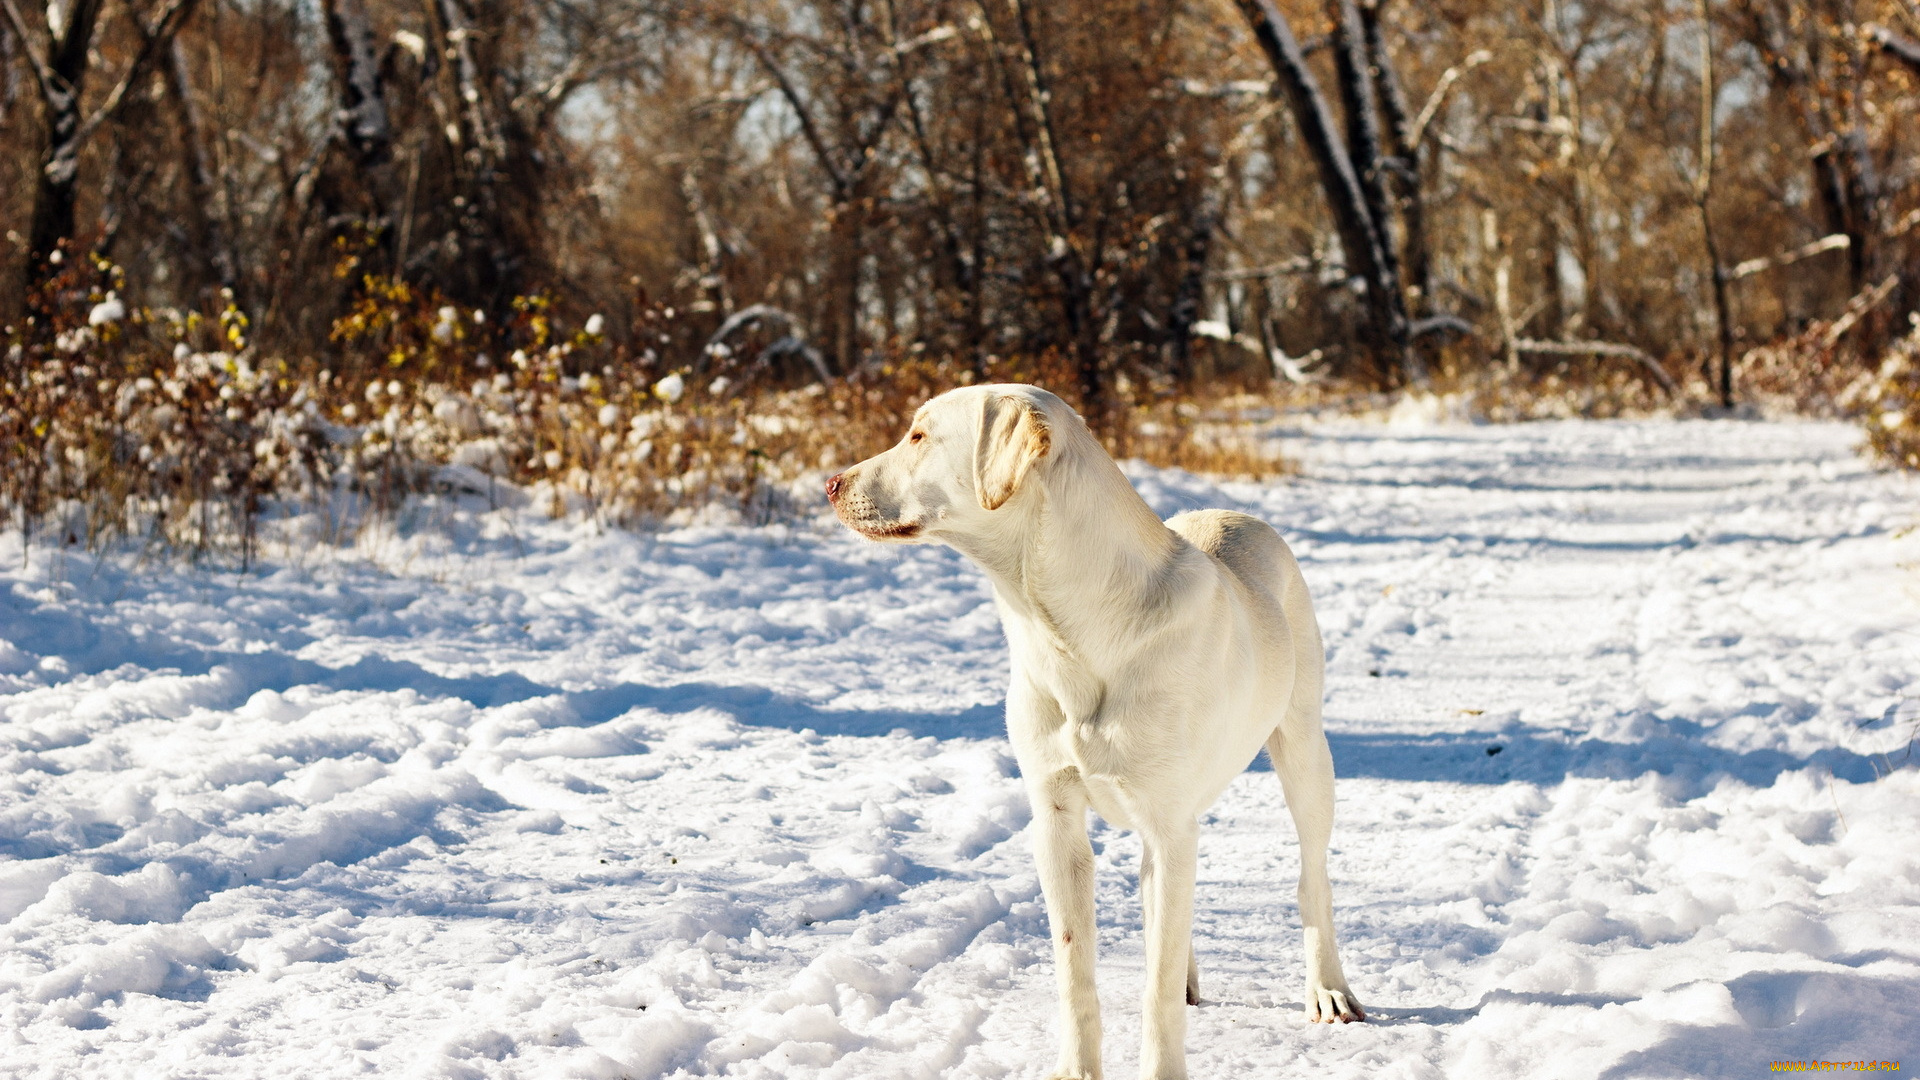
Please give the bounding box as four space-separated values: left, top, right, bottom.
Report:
2 417 1916 1080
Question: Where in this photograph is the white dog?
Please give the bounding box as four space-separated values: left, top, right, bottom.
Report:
826 384 1363 1079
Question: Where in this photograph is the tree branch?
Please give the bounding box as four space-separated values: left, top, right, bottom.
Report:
1513 338 1678 396
1729 232 1849 280
739 32 849 199
1408 314 1475 339
70 0 202 151
0 0 55 99
1819 273 1899 347
1209 257 1317 281
1867 22 1920 75
1410 49 1491 146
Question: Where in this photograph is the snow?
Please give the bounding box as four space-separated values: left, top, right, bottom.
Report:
2 417 1917 1079
86 294 126 327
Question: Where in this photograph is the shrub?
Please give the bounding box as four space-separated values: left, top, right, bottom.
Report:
1854 314 1920 471
1 260 1285 563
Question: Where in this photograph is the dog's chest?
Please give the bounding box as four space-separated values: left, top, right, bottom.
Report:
1001 608 1176 790
998 603 1104 721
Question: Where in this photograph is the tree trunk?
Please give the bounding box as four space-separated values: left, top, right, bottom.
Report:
1165 184 1221 384
1701 208 1736 408
428 0 526 304
1695 0 1734 408
2 21 18 126
321 0 393 169
1233 0 1412 385
1360 0 1427 310
999 0 1109 422
162 37 236 301
13 0 203 303
1359 0 1436 377
1067 285 1104 425
25 0 107 292
900 71 979 361
1328 0 1395 289
830 200 862 375
679 167 734 317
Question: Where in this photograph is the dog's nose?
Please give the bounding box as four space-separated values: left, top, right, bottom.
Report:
825 472 845 504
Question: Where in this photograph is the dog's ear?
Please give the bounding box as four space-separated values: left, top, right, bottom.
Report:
974 392 1052 510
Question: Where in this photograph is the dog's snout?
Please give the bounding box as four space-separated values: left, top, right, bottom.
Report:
825 472 846 504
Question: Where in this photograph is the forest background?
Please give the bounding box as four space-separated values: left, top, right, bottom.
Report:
3 0 1919 558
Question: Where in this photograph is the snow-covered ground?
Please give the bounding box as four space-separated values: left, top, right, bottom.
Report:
1 417 1916 1080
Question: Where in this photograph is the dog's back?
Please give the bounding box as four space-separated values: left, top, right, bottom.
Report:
1166 509 1286 600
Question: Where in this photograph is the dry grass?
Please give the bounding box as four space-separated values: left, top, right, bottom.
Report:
1 258 1293 563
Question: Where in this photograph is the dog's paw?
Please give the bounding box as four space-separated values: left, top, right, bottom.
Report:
1305 985 1366 1024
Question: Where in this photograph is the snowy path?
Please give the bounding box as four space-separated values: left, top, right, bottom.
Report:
1 419 1916 1079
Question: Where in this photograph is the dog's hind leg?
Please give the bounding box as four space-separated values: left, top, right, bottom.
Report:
1267 728 1365 1023
1030 768 1103 1079
1139 816 1199 1079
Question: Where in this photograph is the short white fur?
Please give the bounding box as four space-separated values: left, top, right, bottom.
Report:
827 384 1363 1080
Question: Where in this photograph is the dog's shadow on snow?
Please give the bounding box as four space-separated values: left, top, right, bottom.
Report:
1314 726 1884 790
1352 989 1637 1027
1357 971 1920 1072
1591 969 1920 1078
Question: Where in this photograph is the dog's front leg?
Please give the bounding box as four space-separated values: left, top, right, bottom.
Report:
1139 817 1198 1080
1030 769 1102 1080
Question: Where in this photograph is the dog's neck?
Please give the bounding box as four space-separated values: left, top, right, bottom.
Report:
951 433 1182 667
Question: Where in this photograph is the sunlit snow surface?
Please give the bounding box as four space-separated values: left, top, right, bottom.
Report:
2 418 1917 1079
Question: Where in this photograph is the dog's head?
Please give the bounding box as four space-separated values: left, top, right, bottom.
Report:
826 384 1059 543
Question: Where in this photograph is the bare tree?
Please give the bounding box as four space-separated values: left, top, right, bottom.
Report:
2 0 200 301
1693 0 1736 408
1234 0 1413 383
